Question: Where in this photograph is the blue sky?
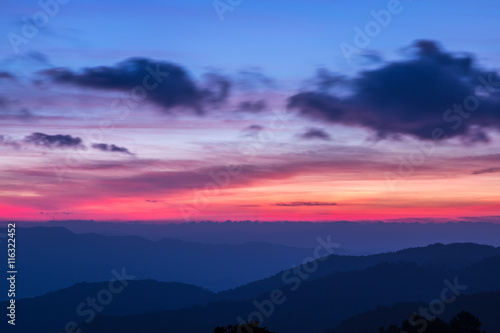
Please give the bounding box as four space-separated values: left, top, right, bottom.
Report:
2 0 500 78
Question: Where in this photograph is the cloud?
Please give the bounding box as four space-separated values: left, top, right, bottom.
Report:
92 143 132 155
360 50 383 64
234 69 275 91
0 146 454 210
299 128 331 141
24 132 84 149
308 68 346 93
40 211 72 216
242 124 264 137
288 40 500 143
0 135 21 149
0 72 16 81
472 167 500 175
40 58 231 113
0 108 35 122
200 73 231 105
237 100 267 112
0 96 7 109
274 202 338 207
24 51 50 65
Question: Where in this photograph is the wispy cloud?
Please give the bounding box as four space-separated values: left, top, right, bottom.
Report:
274 202 338 207
92 143 132 155
299 128 331 141
472 167 500 175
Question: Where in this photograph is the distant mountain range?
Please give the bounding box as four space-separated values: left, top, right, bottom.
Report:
11 220 500 254
4 227 318 298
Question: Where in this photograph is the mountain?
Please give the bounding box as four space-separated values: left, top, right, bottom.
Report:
218 243 500 301
324 291 500 333
49 254 500 333
15 220 500 254
4 242 500 333
6 226 316 298
0 280 215 332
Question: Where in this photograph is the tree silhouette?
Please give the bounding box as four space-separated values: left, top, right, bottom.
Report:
378 311 484 333
214 321 278 333
450 311 484 333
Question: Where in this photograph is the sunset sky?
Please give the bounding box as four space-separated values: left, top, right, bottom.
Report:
0 0 499 222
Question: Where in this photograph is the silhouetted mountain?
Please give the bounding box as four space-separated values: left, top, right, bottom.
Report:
55 254 500 333
324 291 500 333
7 227 316 298
0 280 215 332
218 243 500 301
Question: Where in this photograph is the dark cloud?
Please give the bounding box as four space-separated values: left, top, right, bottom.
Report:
146 200 158 203
0 96 7 109
310 68 347 93
40 211 72 215
360 50 383 64
24 132 84 149
242 124 264 137
300 128 331 141
274 202 338 207
472 167 500 175
92 143 132 155
25 51 50 65
0 72 16 81
237 100 267 112
17 108 34 120
0 135 21 149
288 40 500 143
0 108 35 122
200 73 231 105
40 58 231 113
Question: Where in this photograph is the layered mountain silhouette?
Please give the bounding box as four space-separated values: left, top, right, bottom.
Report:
0 280 216 332
7 227 318 298
2 237 499 333
83 255 500 333
325 291 500 333
218 242 500 301
31 220 500 253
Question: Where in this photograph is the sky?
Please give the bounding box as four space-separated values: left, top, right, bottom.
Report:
0 0 499 222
